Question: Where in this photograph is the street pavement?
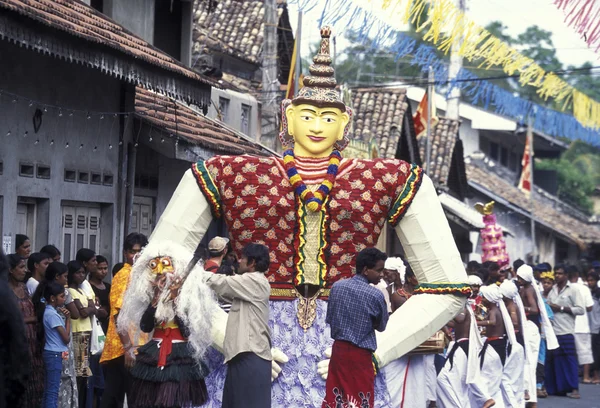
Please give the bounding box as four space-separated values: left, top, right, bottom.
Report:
540 383 600 407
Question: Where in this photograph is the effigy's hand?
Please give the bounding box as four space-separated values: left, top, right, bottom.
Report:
271 348 289 382
316 347 332 380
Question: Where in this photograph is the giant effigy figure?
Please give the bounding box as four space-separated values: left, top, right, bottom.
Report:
138 27 469 407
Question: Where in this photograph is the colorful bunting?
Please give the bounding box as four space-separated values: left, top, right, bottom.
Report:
289 0 600 136
287 0 600 145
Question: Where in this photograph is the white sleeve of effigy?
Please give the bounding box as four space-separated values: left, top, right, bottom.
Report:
375 174 467 367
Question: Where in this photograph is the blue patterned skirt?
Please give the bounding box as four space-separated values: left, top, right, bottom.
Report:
203 299 393 407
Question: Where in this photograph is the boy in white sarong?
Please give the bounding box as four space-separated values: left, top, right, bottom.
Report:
477 284 518 408
516 265 559 406
499 280 527 407
437 304 494 408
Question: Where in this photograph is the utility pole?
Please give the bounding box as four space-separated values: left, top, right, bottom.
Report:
446 0 466 120
294 11 302 97
425 66 434 173
261 0 280 150
527 116 537 262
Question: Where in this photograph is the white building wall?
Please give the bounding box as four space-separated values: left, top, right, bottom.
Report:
0 40 132 265
208 88 261 141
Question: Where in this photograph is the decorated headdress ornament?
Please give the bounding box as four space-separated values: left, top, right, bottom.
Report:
279 26 353 151
540 271 555 281
475 201 510 268
516 265 559 350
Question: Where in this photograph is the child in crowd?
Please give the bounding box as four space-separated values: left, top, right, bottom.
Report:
41 282 71 408
34 262 80 408
68 260 96 406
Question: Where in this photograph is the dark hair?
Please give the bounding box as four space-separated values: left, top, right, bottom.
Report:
477 268 489 284
67 260 84 286
33 281 65 352
194 244 209 262
567 264 579 280
241 243 270 272
112 262 125 277
96 255 108 265
588 271 600 282
40 245 61 259
27 252 51 273
7 254 24 271
75 248 96 264
488 262 500 273
466 261 480 273
554 263 567 274
15 234 29 250
405 264 416 281
513 259 525 271
217 259 237 276
355 247 387 275
45 262 68 282
123 232 148 252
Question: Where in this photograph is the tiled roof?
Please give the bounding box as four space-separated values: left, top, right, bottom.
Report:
135 87 269 157
419 118 460 187
0 0 216 103
466 160 600 247
351 87 413 159
193 0 265 65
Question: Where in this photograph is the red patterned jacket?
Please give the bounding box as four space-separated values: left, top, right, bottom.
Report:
192 155 422 300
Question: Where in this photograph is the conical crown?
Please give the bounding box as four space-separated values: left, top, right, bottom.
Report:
292 26 345 111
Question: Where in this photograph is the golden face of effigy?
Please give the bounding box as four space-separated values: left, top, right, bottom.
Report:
285 103 349 158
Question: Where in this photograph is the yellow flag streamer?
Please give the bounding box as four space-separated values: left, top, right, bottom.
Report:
376 0 600 129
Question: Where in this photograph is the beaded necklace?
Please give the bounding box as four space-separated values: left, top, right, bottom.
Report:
283 149 341 212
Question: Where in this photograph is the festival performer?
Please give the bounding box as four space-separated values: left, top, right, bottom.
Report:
436 304 494 408
467 274 483 313
380 257 406 314
478 284 515 408
118 244 219 408
136 26 470 407
516 265 558 406
322 248 388 408
499 279 527 407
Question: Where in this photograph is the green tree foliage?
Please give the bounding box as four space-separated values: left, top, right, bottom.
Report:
538 140 600 213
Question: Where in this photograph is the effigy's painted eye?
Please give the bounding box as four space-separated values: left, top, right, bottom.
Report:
161 257 172 267
149 259 158 269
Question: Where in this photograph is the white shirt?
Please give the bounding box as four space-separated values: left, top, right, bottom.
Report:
573 281 594 333
26 277 39 296
374 280 392 314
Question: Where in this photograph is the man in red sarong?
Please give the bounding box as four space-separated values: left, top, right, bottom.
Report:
322 248 389 408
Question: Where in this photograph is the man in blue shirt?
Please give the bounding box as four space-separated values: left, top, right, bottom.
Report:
322 247 389 408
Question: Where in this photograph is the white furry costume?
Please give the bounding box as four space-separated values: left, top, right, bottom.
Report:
118 242 219 407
